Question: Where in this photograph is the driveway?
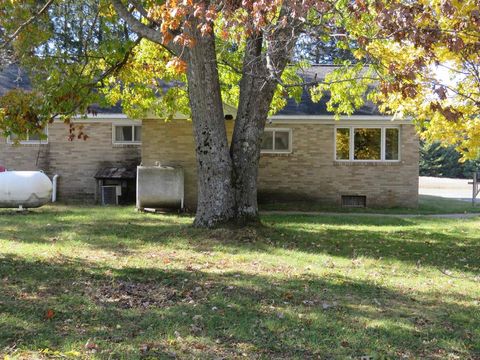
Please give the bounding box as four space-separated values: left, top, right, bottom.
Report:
419 176 476 201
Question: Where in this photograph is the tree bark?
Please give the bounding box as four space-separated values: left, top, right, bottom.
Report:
184 23 235 228
231 35 278 223
231 19 300 223
112 0 301 227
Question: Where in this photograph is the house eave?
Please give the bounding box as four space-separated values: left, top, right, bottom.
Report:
268 115 413 125
53 113 140 123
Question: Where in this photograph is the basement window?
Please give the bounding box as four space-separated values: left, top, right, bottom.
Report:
113 124 142 144
335 126 400 161
261 128 292 153
342 195 367 208
8 127 48 144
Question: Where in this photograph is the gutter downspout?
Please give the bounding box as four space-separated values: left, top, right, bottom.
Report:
52 174 59 202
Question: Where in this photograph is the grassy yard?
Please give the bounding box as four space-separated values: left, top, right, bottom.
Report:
260 195 480 214
0 205 479 359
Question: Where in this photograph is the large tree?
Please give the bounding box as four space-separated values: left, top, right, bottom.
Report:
0 0 326 227
1 0 479 227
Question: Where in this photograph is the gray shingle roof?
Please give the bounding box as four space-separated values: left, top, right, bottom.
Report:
0 65 123 114
0 65 381 117
0 65 31 96
276 65 381 116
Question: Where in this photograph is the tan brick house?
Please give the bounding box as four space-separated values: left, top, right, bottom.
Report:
0 116 142 202
0 66 142 203
142 115 419 209
1 65 419 207
141 66 419 209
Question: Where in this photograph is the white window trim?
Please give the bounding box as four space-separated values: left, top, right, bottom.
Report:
7 127 48 145
112 124 142 145
261 128 293 154
334 125 401 162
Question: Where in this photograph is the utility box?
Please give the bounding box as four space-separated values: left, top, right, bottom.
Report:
95 167 136 206
136 165 184 210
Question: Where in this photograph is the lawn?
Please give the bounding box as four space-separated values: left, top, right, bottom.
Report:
260 195 480 214
0 206 479 359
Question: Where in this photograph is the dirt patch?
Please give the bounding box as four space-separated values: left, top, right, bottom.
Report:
87 279 216 310
88 280 178 309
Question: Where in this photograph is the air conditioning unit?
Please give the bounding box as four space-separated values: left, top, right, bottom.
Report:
101 185 121 205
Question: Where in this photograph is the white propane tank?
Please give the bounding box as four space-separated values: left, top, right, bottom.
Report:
0 171 53 208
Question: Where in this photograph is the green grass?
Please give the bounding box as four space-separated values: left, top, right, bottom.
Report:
0 205 479 359
260 195 480 214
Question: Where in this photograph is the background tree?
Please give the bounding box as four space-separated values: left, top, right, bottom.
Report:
0 0 324 227
420 141 479 179
313 0 480 161
2 0 479 227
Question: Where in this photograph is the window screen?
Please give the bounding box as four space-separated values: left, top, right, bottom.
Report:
114 125 141 143
115 126 133 142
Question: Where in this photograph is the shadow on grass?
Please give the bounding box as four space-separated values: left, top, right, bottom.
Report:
1 208 479 274
0 254 478 359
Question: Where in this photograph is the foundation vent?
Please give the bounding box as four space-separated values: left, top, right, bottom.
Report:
341 195 367 208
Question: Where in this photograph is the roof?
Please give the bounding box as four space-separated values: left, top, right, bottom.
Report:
0 65 122 115
94 167 136 180
0 64 381 117
0 65 31 96
276 65 381 116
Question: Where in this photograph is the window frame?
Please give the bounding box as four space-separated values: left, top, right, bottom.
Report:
260 128 293 154
112 124 142 145
7 126 48 145
334 125 401 162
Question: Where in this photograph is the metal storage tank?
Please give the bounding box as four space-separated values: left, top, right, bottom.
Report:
136 165 184 209
0 171 53 208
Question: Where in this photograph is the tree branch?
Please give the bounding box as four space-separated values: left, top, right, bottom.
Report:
110 0 174 53
0 0 54 50
129 0 160 26
91 37 142 86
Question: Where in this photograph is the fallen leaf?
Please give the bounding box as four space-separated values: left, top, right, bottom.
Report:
85 338 99 352
45 309 55 320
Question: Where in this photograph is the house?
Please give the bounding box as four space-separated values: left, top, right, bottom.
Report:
0 65 419 207
142 66 419 208
0 66 141 203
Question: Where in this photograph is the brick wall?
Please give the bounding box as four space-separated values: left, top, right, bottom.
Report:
142 119 419 208
0 121 141 202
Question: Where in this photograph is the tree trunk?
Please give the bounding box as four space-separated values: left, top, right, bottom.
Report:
231 35 278 223
185 24 235 228
231 24 299 223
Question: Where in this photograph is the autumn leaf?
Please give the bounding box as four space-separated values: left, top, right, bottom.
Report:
44 308 55 320
85 338 99 352
166 57 187 74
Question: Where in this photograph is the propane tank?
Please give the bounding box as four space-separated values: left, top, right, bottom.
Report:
0 171 53 208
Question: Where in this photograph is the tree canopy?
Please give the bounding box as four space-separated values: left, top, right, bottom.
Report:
316 0 480 160
0 0 479 225
1 1 478 158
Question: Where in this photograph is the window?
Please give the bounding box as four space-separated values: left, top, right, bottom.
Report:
335 126 400 161
8 127 48 144
385 128 399 160
336 128 350 160
113 125 141 144
342 195 367 208
261 128 292 153
354 128 381 160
